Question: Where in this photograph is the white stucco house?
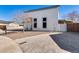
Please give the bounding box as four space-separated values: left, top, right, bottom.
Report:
16 5 66 32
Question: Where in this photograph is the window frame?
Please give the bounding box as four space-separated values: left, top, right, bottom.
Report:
42 17 47 28
33 18 37 28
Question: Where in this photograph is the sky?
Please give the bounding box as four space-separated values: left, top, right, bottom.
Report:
0 5 79 21
59 5 79 19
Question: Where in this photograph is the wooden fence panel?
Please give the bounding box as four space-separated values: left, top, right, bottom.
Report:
67 23 79 32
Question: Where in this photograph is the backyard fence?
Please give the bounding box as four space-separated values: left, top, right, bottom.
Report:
67 23 79 32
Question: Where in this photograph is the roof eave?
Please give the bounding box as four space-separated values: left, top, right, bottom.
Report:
24 5 60 13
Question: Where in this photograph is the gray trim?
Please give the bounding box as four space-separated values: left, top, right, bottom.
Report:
24 5 60 13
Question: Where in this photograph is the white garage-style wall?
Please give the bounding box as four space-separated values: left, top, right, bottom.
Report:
58 24 67 32
23 6 59 32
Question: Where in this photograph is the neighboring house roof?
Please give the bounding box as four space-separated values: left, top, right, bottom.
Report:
24 5 60 13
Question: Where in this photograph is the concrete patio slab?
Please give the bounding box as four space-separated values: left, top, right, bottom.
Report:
15 33 69 53
2 31 50 40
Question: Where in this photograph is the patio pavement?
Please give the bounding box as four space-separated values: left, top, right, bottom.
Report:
15 32 69 53
50 32 79 53
0 31 69 53
1 31 50 40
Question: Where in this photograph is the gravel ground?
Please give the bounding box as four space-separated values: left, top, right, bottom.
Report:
50 32 79 53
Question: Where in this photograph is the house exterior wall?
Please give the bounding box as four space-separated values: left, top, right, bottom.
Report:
23 7 59 31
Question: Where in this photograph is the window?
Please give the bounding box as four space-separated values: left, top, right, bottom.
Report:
43 17 47 28
34 18 37 22
43 23 47 28
43 18 46 21
34 23 37 28
34 18 37 28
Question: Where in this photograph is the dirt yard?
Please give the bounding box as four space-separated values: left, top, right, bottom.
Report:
2 31 50 40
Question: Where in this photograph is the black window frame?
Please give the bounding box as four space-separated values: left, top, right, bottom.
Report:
34 18 37 28
43 17 47 28
43 18 46 21
34 18 37 22
34 23 37 28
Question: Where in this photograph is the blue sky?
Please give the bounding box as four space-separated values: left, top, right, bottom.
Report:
0 5 79 21
59 5 79 19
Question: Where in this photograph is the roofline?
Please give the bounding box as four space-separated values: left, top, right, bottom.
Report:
24 5 60 13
